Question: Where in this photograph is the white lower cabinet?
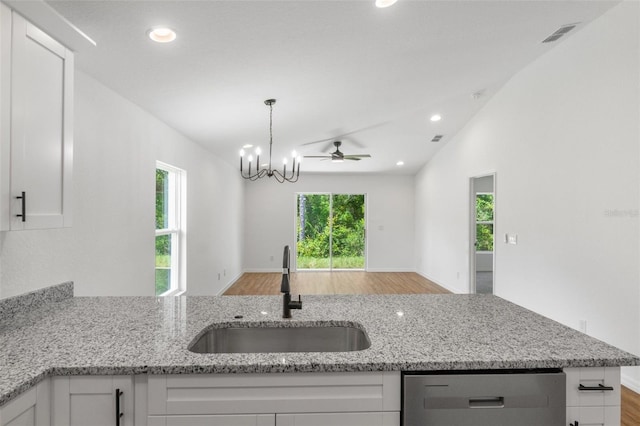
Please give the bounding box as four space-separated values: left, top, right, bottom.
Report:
0 367 626 426
0 379 49 426
51 375 134 426
143 371 401 426
565 367 621 426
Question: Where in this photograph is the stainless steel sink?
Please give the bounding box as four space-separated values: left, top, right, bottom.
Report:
188 323 371 353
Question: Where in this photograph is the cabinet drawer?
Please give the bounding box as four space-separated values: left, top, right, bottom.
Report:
565 367 620 407
147 372 400 416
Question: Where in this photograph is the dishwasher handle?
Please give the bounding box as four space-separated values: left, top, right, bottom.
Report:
468 396 505 408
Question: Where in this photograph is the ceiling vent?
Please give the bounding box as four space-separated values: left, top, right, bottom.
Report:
542 23 578 43
431 135 444 142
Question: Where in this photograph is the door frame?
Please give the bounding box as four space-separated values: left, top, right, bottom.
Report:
469 172 496 294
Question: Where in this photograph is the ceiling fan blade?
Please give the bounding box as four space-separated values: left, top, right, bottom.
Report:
303 155 333 159
301 121 390 147
321 141 335 153
344 154 371 159
345 157 361 161
345 136 366 149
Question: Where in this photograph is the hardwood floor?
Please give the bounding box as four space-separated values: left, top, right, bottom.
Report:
622 385 640 426
223 271 451 296
225 271 640 424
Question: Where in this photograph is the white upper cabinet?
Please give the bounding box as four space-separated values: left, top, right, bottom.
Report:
0 4 73 230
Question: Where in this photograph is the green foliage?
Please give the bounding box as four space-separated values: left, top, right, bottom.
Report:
155 169 172 295
476 194 494 221
296 194 365 268
155 246 171 296
156 169 168 229
297 256 364 269
156 254 171 267
476 224 494 251
476 194 494 251
156 234 171 259
156 170 171 256
155 269 170 295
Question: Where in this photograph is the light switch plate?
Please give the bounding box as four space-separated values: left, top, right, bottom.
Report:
507 234 518 245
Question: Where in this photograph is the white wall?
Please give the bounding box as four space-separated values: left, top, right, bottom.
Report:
0 71 244 298
243 173 415 273
415 1 640 389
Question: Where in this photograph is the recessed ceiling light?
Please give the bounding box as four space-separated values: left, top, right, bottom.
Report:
430 114 442 122
396 161 404 166
242 144 253 149
147 27 176 43
375 0 398 8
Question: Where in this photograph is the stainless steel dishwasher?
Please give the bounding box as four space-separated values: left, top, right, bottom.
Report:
402 369 566 425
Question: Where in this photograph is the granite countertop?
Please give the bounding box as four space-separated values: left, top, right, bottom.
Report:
1 292 639 406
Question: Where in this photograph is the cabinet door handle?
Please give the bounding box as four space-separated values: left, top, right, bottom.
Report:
570 421 579 426
16 191 26 222
115 389 123 426
578 383 614 391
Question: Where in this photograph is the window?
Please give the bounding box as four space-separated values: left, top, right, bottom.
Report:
155 162 186 296
475 193 494 252
296 193 366 270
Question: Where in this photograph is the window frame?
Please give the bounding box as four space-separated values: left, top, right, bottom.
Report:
155 161 186 296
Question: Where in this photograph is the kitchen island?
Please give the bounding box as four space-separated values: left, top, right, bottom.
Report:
0 284 638 425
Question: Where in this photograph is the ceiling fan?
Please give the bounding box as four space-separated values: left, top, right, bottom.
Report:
304 141 371 163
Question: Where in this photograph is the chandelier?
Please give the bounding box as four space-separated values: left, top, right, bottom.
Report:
240 99 301 183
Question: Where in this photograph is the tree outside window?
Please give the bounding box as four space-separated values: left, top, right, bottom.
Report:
476 193 494 252
155 162 186 296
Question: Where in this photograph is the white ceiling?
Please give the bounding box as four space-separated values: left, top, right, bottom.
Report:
46 0 619 175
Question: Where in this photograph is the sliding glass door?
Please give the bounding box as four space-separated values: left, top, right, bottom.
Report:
296 193 366 270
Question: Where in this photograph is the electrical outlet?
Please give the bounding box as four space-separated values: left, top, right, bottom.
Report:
456 271 460 279
224 269 226 277
217 273 221 280
270 255 274 262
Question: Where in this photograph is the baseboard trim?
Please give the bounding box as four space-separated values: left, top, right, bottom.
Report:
415 271 460 294
242 268 282 273
622 370 640 394
216 272 244 296
365 268 416 273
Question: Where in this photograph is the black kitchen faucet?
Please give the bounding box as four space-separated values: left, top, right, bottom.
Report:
281 245 302 318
